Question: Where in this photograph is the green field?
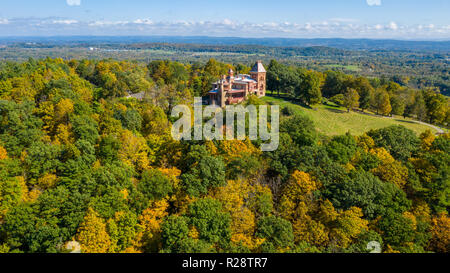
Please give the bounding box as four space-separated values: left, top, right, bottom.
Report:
323 64 361 72
262 96 440 136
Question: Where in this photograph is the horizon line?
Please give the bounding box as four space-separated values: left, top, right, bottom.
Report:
0 35 449 43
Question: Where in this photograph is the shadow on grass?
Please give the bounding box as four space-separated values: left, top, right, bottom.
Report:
323 107 347 114
394 119 417 124
266 94 313 109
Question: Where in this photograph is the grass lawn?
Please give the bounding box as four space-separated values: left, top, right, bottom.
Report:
262 96 439 136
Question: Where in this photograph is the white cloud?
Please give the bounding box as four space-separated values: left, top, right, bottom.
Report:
1 17 449 39
388 21 398 30
53 19 78 25
374 24 383 30
88 20 129 27
133 19 153 25
366 0 381 6
222 19 234 26
66 0 81 6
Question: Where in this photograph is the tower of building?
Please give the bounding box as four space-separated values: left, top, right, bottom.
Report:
249 60 267 97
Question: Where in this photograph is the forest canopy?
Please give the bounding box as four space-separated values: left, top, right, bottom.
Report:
0 57 448 254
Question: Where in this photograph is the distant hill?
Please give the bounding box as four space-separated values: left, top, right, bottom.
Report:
1 36 449 52
1 36 448 96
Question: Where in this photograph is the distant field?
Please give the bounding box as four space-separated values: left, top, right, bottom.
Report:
323 64 361 72
262 96 439 136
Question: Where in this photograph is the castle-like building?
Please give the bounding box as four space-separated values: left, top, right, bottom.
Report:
209 61 266 107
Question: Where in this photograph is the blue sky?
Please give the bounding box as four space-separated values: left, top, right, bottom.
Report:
0 0 449 39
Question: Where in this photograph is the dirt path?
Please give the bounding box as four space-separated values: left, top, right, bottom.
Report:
413 120 445 134
357 111 446 135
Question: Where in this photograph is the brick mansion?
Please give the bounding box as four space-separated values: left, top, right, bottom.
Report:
208 61 267 107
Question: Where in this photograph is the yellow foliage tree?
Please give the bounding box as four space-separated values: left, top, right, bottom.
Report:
318 199 339 223
279 171 319 221
409 156 435 185
35 101 54 134
0 145 8 160
118 129 150 171
54 124 74 145
214 180 255 236
286 171 318 198
330 207 369 249
54 98 74 124
429 213 450 252
411 199 431 220
292 202 329 246
212 139 261 164
420 130 435 151
370 148 408 188
10 76 36 102
214 179 272 251
0 176 29 220
231 233 265 251
356 134 375 152
136 199 169 252
37 173 58 190
76 208 111 253
370 147 394 163
69 75 93 103
159 167 181 190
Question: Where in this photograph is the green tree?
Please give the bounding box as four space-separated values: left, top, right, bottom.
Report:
280 114 317 147
376 210 415 249
266 133 302 178
161 215 190 252
390 95 406 116
321 71 348 97
0 101 43 156
343 88 360 112
181 147 226 197
326 133 358 164
188 198 231 247
374 88 392 116
368 125 419 162
423 88 447 124
138 169 173 201
297 70 322 106
256 215 294 252
322 170 411 219
353 77 374 112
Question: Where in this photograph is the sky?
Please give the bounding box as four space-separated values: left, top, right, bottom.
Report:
0 0 449 40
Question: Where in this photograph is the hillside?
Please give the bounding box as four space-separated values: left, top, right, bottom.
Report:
262 96 442 136
0 58 448 254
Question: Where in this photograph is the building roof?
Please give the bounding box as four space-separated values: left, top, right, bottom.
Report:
250 61 266 73
234 74 257 84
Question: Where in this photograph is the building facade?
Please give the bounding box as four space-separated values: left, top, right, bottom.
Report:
209 61 266 107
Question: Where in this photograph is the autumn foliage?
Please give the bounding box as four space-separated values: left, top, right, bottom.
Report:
0 58 448 253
